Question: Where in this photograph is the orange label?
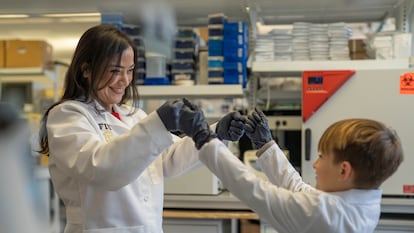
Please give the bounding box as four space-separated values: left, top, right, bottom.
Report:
400 73 414 94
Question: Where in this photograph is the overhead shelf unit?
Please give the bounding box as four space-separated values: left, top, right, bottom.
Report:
0 67 56 80
251 58 412 74
0 67 60 102
137 84 244 99
248 58 413 109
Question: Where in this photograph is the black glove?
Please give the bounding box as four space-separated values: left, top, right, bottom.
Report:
156 99 184 131
244 108 273 149
216 111 245 141
179 98 216 149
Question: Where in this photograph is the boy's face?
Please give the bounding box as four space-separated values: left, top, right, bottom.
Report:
312 152 346 192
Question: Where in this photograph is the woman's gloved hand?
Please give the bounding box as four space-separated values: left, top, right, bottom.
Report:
179 98 216 149
216 112 246 141
156 99 184 131
244 108 273 149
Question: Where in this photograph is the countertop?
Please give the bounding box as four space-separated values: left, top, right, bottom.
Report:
164 191 414 214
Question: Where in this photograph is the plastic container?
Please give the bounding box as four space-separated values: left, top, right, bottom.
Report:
144 53 169 85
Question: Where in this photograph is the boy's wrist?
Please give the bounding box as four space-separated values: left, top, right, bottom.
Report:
256 140 275 157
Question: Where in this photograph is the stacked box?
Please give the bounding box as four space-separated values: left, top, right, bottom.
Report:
0 40 4 68
122 24 146 85
172 27 196 85
208 13 228 84
5 40 53 69
223 22 248 88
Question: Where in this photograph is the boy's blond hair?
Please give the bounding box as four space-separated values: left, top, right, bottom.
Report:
318 119 403 189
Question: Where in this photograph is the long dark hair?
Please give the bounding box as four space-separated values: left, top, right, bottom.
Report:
38 24 140 155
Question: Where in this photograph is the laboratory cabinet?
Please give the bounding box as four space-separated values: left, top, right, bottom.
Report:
261 221 414 233
163 219 231 233
375 219 414 232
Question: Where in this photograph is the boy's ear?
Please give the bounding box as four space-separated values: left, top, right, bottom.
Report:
338 161 353 182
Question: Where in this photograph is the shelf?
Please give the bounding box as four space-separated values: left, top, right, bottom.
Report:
137 84 244 99
0 67 56 83
0 67 49 75
251 59 412 74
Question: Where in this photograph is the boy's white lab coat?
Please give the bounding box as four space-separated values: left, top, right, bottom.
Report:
199 139 382 233
47 100 202 233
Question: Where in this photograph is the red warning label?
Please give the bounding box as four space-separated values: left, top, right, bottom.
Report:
400 72 414 94
403 185 414 194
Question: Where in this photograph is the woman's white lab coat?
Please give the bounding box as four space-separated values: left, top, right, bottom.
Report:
47 100 202 233
199 139 382 233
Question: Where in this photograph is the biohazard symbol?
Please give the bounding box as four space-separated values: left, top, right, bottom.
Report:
401 75 413 87
400 72 414 94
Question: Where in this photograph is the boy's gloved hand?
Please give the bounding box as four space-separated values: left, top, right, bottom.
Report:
244 108 273 149
216 112 246 141
156 99 184 131
179 98 216 149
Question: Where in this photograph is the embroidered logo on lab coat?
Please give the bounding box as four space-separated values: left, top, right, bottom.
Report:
98 123 113 142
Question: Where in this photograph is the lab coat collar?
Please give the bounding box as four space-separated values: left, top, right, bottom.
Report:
90 99 134 129
331 189 382 205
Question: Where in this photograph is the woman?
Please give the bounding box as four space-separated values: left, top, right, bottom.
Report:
39 24 244 233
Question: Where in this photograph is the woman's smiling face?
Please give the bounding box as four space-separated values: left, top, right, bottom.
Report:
96 46 135 111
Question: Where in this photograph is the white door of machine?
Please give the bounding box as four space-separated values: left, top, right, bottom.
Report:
301 69 414 196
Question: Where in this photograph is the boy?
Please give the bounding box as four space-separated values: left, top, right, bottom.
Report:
179 104 404 233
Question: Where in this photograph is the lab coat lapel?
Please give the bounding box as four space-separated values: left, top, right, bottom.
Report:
110 105 134 130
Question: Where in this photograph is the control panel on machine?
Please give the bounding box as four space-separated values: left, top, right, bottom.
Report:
302 70 355 122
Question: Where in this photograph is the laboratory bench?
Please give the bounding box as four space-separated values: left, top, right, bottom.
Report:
163 191 414 233
163 191 259 233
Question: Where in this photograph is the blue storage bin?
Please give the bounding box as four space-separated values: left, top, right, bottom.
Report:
136 47 145 58
131 37 144 47
208 38 223 50
208 56 224 68
144 77 170 85
223 40 248 49
208 13 228 25
137 60 146 69
172 61 194 70
223 61 245 72
174 51 194 60
223 47 248 61
223 37 247 47
208 69 224 78
135 71 145 85
223 22 247 35
208 49 223 57
122 25 141 36
171 68 194 73
175 40 195 49
177 28 194 38
208 61 223 68
208 25 224 37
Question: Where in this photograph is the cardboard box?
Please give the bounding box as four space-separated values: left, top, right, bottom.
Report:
5 40 53 68
350 52 368 60
240 219 260 233
348 39 366 53
0 40 5 68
